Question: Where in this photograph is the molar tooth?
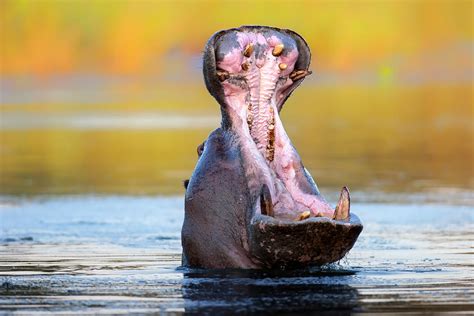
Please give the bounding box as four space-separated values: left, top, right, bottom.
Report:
243 43 254 57
279 63 287 70
247 103 253 130
333 186 351 221
290 69 312 81
216 70 229 82
296 211 311 221
266 149 274 162
289 70 302 79
260 184 274 217
266 106 275 162
272 44 284 56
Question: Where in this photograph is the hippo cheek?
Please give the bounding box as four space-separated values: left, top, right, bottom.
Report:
249 214 363 268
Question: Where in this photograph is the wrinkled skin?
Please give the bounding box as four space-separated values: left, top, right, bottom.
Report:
182 26 362 269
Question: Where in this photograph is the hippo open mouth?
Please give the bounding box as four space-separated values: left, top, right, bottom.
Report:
182 26 362 269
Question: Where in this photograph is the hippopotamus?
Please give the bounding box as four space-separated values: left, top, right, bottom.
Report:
182 26 362 269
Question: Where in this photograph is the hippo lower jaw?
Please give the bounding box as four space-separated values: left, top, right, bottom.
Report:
182 26 362 269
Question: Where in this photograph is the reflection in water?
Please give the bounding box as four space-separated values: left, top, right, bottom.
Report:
1 85 472 197
0 197 472 313
181 269 360 314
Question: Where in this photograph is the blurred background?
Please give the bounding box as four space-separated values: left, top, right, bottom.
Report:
0 0 472 203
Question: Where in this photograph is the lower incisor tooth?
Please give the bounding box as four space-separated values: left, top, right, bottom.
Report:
297 211 311 221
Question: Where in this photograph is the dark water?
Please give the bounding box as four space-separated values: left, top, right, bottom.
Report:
1 195 473 314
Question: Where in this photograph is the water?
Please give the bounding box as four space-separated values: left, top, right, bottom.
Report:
0 81 473 313
0 195 473 314
1 84 472 196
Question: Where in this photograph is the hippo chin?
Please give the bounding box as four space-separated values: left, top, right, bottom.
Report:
182 26 363 269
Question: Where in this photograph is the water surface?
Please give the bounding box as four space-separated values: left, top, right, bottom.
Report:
0 82 473 313
1 195 473 314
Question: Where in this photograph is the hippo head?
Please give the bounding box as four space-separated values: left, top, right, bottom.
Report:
182 26 362 269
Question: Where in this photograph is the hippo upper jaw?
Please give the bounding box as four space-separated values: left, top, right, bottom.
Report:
182 26 363 269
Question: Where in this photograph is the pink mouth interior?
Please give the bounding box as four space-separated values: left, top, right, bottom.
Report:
215 30 336 220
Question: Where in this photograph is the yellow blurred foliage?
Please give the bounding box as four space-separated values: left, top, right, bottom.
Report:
1 0 472 75
0 0 472 196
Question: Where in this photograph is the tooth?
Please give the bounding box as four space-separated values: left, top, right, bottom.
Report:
290 69 312 81
247 103 253 129
266 150 274 162
216 70 229 82
333 186 350 220
266 107 275 162
247 113 253 124
291 69 312 78
243 43 253 57
289 70 304 79
272 44 284 56
279 63 287 70
241 62 250 71
260 184 274 217
296 211 311 221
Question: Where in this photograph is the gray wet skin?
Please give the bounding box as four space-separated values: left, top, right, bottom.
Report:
182 26 362 269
